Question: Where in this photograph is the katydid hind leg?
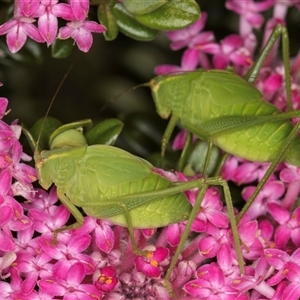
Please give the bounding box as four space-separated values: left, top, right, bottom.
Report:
164 176 245 294
163 184 208 293
112 200 150 257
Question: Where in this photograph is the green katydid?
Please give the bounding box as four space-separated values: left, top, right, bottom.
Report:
23 106 245 296
24 20 296 300
144 23 300 223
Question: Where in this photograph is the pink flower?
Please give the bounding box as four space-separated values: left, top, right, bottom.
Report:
226 0 274 36
0 267 39 298
222 157 273 185
165 13 219 69
37 0 73 46
265 248 300 287
58 20 106 52
0 17 43 53
166 222 186 247
20 0 41 17
93 266 118 292
155 48 199 75
0 0 106 52
38 261 102 299
171 130 198 151
212 34 253 70
232 257 275 298
0 98 8 118
39 233 95 274
166 13 209 50
69 0 89 22
184 263 247 299
28 192 70 236
135 245 169 278
190 187 229 232
268 203 300 248
242 180 285 219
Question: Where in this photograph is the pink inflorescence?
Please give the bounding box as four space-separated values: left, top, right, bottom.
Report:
158 1 300 299
0 0 106 53
1 1 300 299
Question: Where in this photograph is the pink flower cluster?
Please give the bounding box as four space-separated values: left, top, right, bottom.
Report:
162 0 300 299
0 108 300 300
0 0 106 53
1 0 300 299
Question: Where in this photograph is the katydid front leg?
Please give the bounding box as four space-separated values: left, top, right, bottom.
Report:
52 190 85 244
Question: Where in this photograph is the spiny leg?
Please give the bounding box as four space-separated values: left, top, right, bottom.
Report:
116 202 151 257
163 176 245 296
53 190 85 243
163 180 208 295
164 134 244 296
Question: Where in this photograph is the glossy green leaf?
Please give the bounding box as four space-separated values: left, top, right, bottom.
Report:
118 112 169 157
112 3 159 41
183 141 221 176
85 118 124 146
124 0 166 15
51 39 74 58
135 0 200 30
98 2 119 41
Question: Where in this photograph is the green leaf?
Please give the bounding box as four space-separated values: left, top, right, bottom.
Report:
118 112 169 158
85 119 124 146
112 3 159 41
184 141 221 176
51 39 74 58
135 0 200 30
124 0 166 15
98 2 119 41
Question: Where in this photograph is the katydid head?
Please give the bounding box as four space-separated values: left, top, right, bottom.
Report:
149 71 201 120
50 129 87 150
33 119 92 190
34 150 53 190
149 75 172 119
35 122 91 190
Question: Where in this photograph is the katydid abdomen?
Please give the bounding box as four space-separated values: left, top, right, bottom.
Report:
82 165 191 228
150 69 300 165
